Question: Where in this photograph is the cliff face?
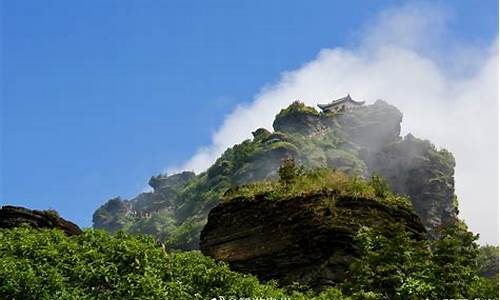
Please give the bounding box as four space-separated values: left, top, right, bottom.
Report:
200 186 426 291
264 100 456 234
365 135 457 232
93 99 457 249
0 205 82 236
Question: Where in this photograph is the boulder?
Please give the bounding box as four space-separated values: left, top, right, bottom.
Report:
0 205 82 236
200 191 426 291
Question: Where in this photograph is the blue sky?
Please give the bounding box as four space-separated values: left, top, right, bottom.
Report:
1 1 498 229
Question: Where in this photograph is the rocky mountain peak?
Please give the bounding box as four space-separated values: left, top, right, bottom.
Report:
93 99 458 249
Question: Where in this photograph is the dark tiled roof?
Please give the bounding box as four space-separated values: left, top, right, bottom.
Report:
317 94 365 109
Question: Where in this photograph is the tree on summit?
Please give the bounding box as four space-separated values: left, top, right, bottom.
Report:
278 157 303 185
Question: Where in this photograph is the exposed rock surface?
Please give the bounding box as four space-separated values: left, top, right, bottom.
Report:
93 99 457 249
365 134 457 232
200 192 426 291
273 102 329 137
0 205 82 236
336 99 402 151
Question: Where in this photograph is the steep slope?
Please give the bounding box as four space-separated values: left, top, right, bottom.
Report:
93 99 457 249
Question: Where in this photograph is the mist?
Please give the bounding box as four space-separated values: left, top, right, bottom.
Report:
169 3 498 244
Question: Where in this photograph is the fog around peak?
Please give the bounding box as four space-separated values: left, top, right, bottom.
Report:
169 3 498 244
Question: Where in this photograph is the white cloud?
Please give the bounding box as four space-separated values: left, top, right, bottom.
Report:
170 3 498 244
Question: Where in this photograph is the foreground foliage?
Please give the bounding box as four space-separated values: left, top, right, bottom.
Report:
0 227 348 300
477 244 499 278
1 223 497 299
346 222 498 300
0 225 498 300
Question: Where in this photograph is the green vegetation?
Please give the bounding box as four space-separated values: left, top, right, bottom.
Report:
43 209 60 218
275 100 321 119
345 222 498 300
0 227 350 300
224 165 412 210
2 222 496 299
278 157 304 185
345 224 434 299
477 244 499 278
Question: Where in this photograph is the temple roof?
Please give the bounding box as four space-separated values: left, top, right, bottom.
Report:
317 94 365 110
